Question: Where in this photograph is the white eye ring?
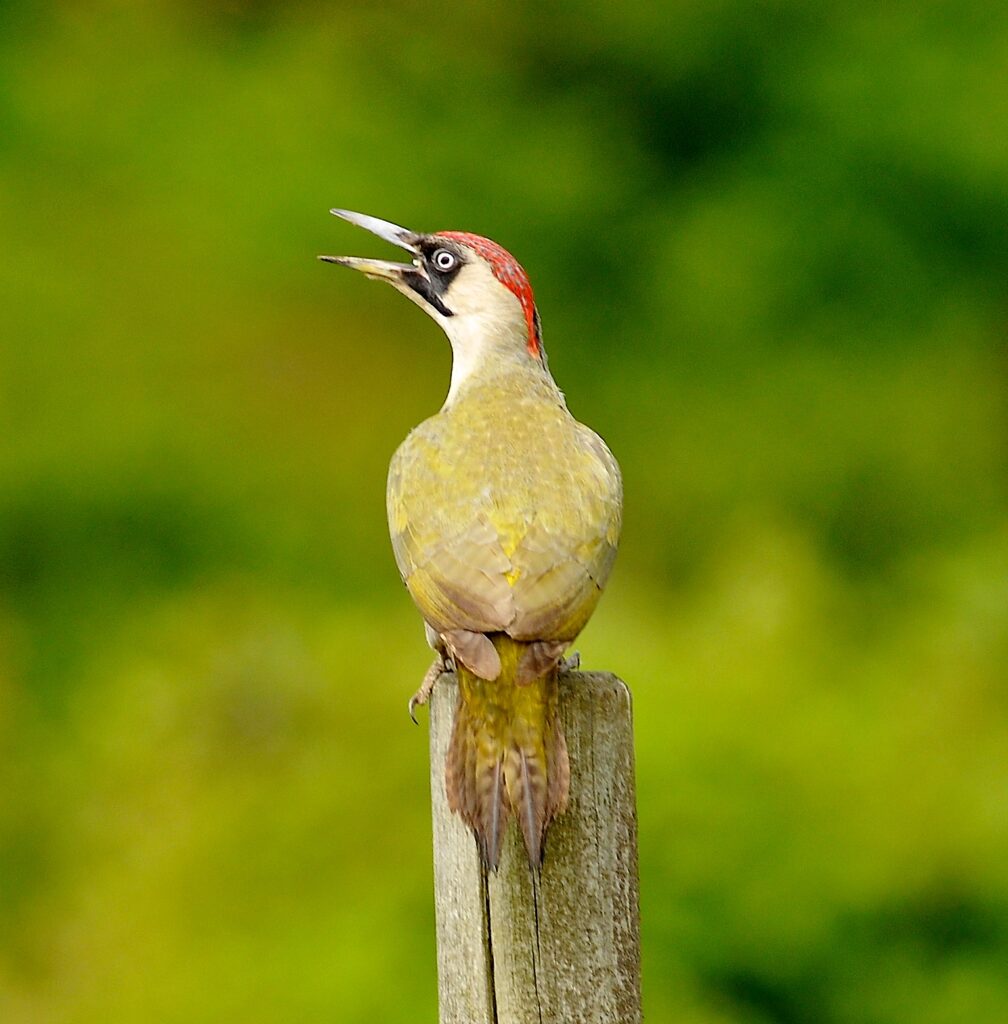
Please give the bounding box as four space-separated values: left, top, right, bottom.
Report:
432 249 457 272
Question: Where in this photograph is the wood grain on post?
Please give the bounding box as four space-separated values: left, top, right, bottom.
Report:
428 671 642 1024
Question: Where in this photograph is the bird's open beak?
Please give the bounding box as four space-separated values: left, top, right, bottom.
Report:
319 208 454 319
318 209 422 284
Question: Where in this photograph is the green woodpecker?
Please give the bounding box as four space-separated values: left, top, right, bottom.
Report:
320 210 622 871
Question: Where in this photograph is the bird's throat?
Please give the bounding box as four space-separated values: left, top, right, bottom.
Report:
442 316 550 408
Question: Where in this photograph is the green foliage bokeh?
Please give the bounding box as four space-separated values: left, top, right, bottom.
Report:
1 3 1006 1022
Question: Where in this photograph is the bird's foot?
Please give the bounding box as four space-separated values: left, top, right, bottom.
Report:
409 656 446 725
560 650 581 674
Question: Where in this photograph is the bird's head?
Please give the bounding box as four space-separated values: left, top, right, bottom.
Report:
320 210 545 389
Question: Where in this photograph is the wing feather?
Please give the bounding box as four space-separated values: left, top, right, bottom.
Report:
387 396 621 642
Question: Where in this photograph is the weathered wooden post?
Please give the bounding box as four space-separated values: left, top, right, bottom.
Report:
428 670 642 1024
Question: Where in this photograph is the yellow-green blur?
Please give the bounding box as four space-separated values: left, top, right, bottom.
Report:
1 4 1006 1023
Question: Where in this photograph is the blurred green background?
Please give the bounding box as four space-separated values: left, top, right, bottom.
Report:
2 3 1007 1022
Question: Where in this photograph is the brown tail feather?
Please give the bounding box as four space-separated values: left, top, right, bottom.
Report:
445 635 568 871
481 758 508 868
506 747 544 865
547 718 570 821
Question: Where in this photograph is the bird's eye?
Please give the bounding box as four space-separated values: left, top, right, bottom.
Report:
432 249 457 272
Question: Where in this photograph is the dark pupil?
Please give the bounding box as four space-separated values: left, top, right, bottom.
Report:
436 251 453 269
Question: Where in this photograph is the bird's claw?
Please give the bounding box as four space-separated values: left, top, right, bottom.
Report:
407 693 423 726
560 650 581 674
409 656 446 724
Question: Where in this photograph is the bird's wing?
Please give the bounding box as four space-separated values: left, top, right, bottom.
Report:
388 415 620 642
387 427 515 634
508 425 622 641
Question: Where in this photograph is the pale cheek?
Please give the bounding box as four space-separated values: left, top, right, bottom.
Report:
444 264 520 320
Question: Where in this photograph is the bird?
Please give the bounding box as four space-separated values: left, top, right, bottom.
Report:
320 209 622 871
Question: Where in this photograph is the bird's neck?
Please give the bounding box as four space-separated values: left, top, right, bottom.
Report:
441 312 557 408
